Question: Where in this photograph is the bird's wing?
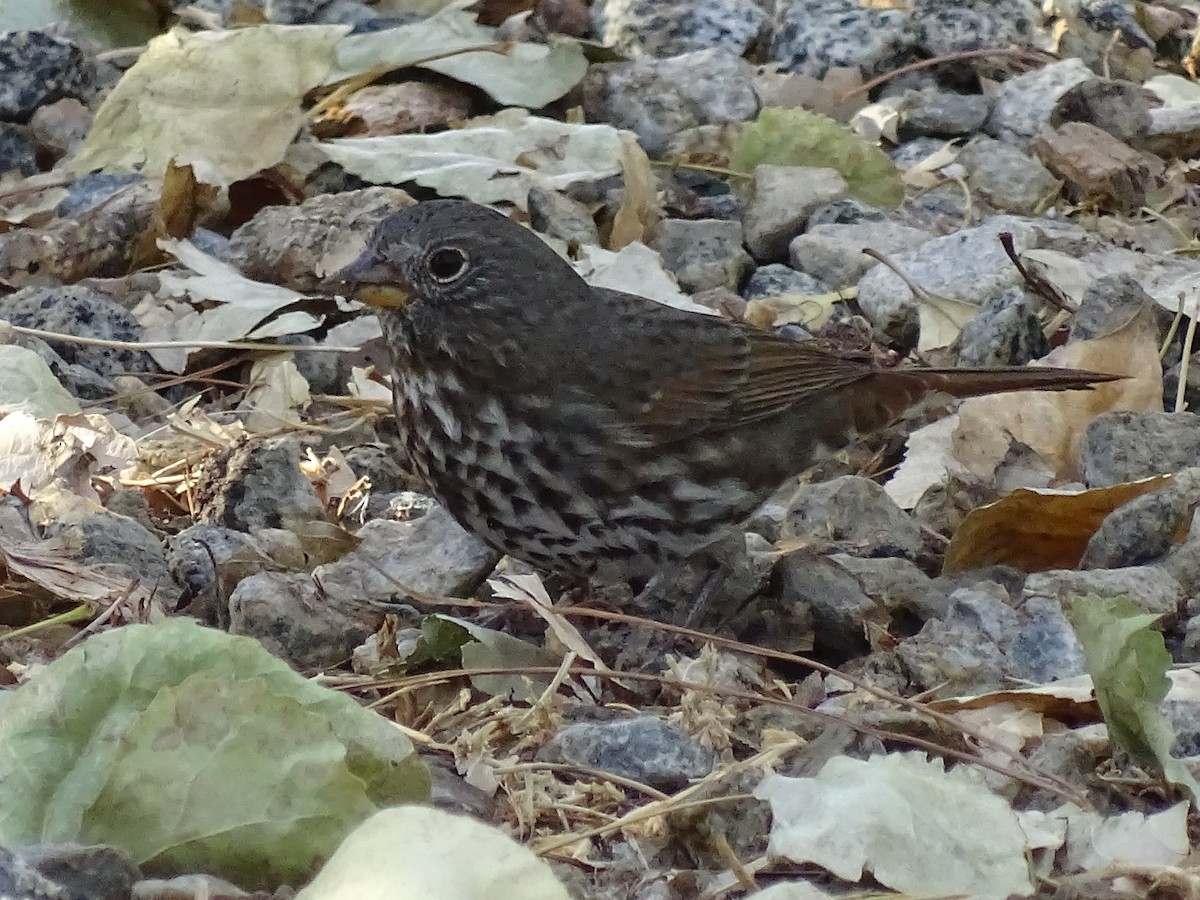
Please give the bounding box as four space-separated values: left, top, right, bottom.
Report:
582 289 879 438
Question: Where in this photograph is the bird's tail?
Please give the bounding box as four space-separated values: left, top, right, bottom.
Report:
897 366 1124 399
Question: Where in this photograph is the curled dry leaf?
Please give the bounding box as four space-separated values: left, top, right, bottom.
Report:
148 237 322 372
237 355 312 433
943 476 1174 574
129 160 220 270
329 8 587 109
0 412 138 502
320 109 626 209
609 134 660 250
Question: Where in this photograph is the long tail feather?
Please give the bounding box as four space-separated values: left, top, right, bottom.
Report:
898 366 1125 399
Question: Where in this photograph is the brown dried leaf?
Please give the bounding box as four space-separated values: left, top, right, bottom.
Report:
943 475 1174 574
130 160 220 270
609 134 660 250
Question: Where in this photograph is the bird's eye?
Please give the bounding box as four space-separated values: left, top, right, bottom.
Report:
426 246 469 283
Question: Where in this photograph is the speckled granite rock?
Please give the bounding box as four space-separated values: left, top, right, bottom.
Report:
0 30 96 121
594 0 766 57
582 49 758 156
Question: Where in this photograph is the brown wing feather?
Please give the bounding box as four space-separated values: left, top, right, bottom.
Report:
633 325 878 436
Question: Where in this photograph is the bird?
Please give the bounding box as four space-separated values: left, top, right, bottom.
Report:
333 199 1119 588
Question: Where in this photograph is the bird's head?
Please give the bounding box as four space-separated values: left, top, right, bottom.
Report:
331 199 581 322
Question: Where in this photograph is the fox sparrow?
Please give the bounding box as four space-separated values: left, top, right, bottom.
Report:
335 199 1116 583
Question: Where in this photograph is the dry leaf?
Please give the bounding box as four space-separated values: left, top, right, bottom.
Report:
238 355 311 433
609 134 660 250
943 476 1174 574
72 25 348 185
130 160 220 270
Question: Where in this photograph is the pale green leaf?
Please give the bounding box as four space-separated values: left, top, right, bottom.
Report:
0 618 429 888
731 107 903 209
1067 594 1200 804
320 109 625 208
755 752 1033 899
331 8 587 108
71 25 348 184
0 345 81 418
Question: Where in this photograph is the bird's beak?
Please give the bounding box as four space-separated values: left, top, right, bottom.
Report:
328 244 415 310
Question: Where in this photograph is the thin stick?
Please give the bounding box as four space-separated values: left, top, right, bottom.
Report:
1175 311 1198 413
7 323 358 354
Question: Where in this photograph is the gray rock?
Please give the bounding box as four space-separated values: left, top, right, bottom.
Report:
830 553 939 620
771 0 1040 78
581 49 758 157
1008 596 1085 683
889 136 953 169
1049 77 1152 143
807 198 891 227
1072 0 1153 48
0 285 157 381
223 187 412 291
856 215 1090 347
0 846 67 900
899 88 991 138
199 437 325 532
166 524 258 600
1070 272 1154 341
896 582 1020 693
50 511 180 607
1165 691 1200 758
228 571 378 669
0 31 95 121
784 475 926 561
953 286 1048 367
986 57 1096 146
957 136 1061 215
313 508 500 600
774 552 882 660
896 576 1086 690
1080 412 1200 487
1141 102 1200 161
0 123 37 177
651 218 751 291
594 0 766 57
789 220 933 290
912 0 1041 57
19 844 139 900
900 181 982 234
1164 510 1200 602
55 172 144 218
742 264 830 300
13 333 118 401
1082 470 1200 570
741 165 847 261
528 186 600 246
310 0 384 26
343 443 415 496
539 716 714 790
275 334 342 395
769 0 913 77
1023 566 1184 618
1164 352 1200 416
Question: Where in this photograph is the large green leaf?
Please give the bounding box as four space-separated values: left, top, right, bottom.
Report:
0 618 429 888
